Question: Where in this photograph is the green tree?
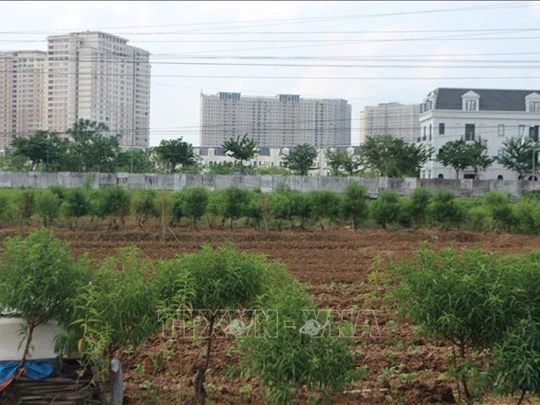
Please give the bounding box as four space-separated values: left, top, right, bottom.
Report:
370 190 400 229
341 182 369 231
428 189 466 230
437 139 470 179
35 190 61 228
222 133 258 174
168 245 267 404
96 186 131 228
497 137 535 180
359 135 433 178
154 138 197 173
60 247 158 398
308 190 341 231
180 187 209 230
0 230 87 374
283 144 318 176
240 271 354 404
132 189 159 227
66 119 120 172
325 148 359 176
115 149 156 173
64 188 90 228
393 248 519 404
7 130 69 171
409 187 432 230
219 186 251 229
467 138 494 179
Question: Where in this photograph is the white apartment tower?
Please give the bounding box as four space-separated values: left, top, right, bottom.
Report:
47 31 151 149
0 51 48 151
200 92 352 148
359 102 420 144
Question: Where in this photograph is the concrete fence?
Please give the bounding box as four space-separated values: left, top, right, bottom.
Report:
0 171 539 199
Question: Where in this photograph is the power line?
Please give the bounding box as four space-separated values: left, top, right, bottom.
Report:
0 1 526 35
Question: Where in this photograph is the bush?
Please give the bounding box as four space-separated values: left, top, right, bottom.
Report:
219 186 252 228
393 247 520 402
370 190 400 229
0 193 15 224
64 188 90 227
15 191 35 225
240 275 354 404
396 198 414 229
308 190 341 230
133 189 159 226
512 199 540 235
180 187 209 229
482 190 515 232
341 182 368 231
96 186 130 226
428 190 465 230
0 229 87 364
409 187 431 229
35 190 61 227
467 205 494 232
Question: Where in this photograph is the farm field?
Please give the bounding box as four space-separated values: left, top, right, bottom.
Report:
2 225 538 404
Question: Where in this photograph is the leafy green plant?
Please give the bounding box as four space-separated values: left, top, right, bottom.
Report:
35 189 61 227
240 278 354 404
482 190 515 232
409 187 431 230
392 248 520 403
219 186 251 229
15 191 34 226
63 188 90 228
428 190 465 230
0 230 87 376
133 189 159 227
308 190 341 231
61 247 158 399
370 190 400 229
180 187 209 230
341 182 368 231
96 186 131 228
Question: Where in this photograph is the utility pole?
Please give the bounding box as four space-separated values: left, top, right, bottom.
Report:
130 50 136 174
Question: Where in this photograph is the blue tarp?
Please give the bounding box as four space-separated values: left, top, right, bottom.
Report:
0 360 54 391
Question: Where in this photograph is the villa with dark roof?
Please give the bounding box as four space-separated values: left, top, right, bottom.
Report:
418 88 540 181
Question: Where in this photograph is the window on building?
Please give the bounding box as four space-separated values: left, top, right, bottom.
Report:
519 125 525 137
530 101 540 113
498 124 505 137
530 125 539 142
422 126 426 141
439 123 445 135
465 100 477 111
465 124 475 141
429 124 432 141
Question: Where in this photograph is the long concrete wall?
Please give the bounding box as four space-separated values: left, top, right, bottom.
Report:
0 171 539 199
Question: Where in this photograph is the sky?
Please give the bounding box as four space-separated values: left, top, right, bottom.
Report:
1 1 540 147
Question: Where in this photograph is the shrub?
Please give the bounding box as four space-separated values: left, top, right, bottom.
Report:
64 188 90 227
512 199 540 235
396 198 414 229
180 187 209 230
0 193 15 224
15 191 35 225
409 187 431 229
133 189 159 226
370 190 400 229
170 191 184 226
467 205 493 232
96 186 131 227
308 190 341 230
165 245 267 404
240 275 354 404
482 190 515 232
341 182 368 231
220 186 252 229
393 248 521 403
0 230 87 367
428 190 466 230
35 190 61 227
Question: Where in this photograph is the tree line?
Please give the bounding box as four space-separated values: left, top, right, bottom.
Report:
1 121 537 180
0 185 539 235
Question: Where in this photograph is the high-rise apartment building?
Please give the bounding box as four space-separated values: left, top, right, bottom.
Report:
0 51 48 151
47 31 151 149
200 92 352 148
359 102 420 144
